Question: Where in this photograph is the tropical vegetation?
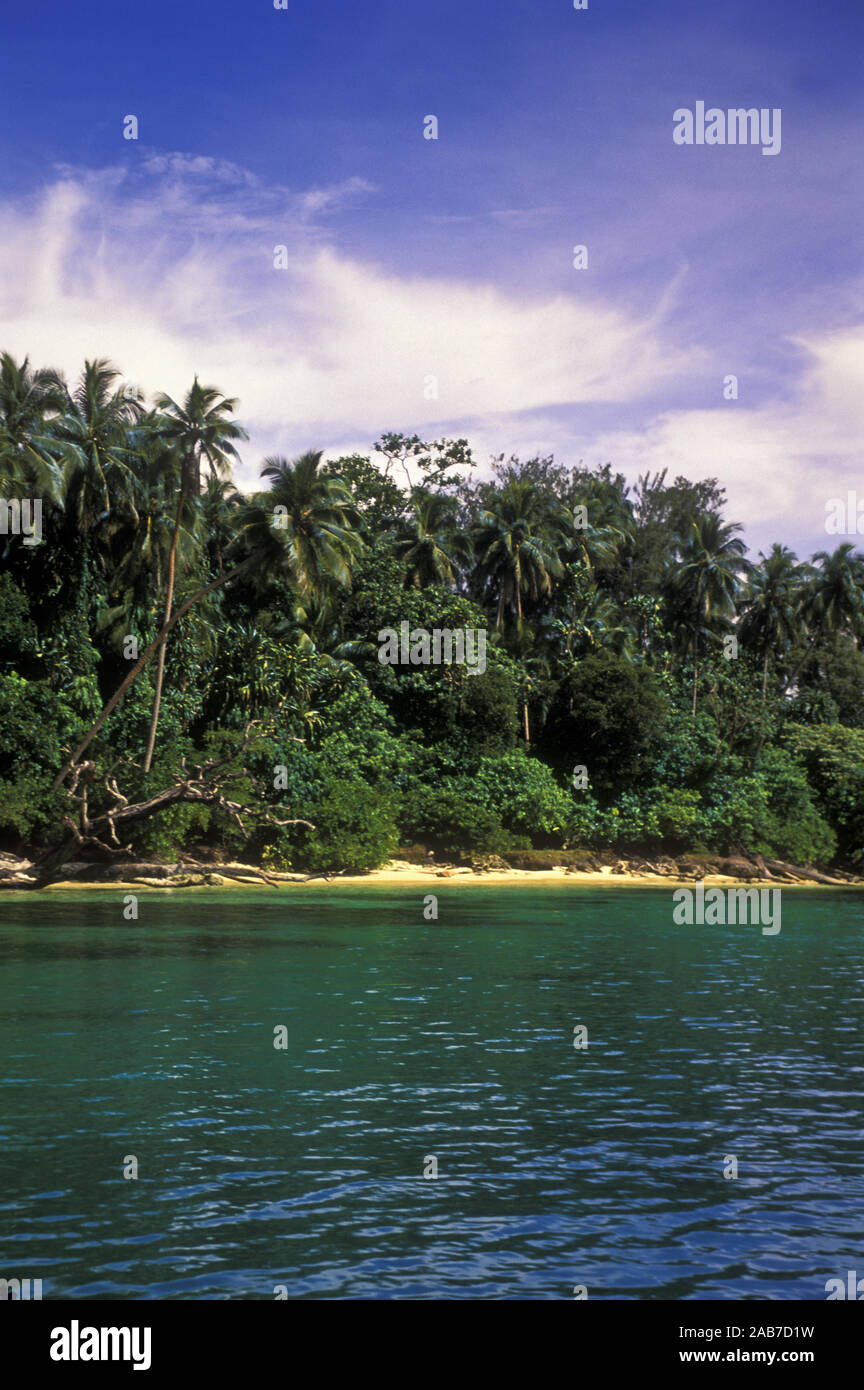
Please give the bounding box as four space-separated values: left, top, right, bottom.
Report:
1 353 862 875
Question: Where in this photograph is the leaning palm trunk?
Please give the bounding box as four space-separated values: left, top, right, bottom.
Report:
142 490 184 773
52 561 248 790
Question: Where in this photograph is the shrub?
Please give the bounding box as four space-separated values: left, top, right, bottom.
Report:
469 751 571 841
398 787 510 859
0 769 64 842
543 653 667 799
264 776 398 874
782 725 864 862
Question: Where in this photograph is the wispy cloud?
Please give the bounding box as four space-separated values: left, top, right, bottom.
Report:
0 158 689 455
297 176 376 217
0 155 861 554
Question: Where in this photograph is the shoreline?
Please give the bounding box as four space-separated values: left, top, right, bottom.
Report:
2 863 859 892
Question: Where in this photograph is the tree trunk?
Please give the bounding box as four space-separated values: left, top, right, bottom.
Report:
782 633 817 697
142 489 184 773
691 635 699 716
52 561 248 790
749 636 809 774
35 771 313 885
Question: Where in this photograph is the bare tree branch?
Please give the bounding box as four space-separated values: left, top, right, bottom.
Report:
34 734 313 886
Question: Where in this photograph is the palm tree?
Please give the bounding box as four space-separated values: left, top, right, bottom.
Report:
277 584 373 666
155 378 247 496
805 543 864 639
254 450 363 598
394 489 468 588
0 352 67 503
53 451 363 788
201 476 243 576
782 543 864 696
739 545 806 700
472 476 566 630
666 514 746 715
548 583 635 670
562 512 623 572
559 484 632 577
101 432 184 644
142 382 247 772
53 359 144 537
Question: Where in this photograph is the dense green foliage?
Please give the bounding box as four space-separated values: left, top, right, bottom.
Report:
2 354 862 871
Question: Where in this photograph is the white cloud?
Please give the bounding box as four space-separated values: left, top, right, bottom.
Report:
476 326 864 554
0 156 860 555
0 159 692 481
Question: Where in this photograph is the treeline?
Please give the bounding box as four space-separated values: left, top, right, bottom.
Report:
1 353 863 873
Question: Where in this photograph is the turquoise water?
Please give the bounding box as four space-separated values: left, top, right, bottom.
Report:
0 885 862 1300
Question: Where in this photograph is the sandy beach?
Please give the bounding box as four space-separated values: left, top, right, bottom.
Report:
7 863 846 892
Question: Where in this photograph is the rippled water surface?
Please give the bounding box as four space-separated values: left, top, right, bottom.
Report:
1 886 862 1299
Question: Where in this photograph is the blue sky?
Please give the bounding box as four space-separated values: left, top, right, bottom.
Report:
0 0 861 554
